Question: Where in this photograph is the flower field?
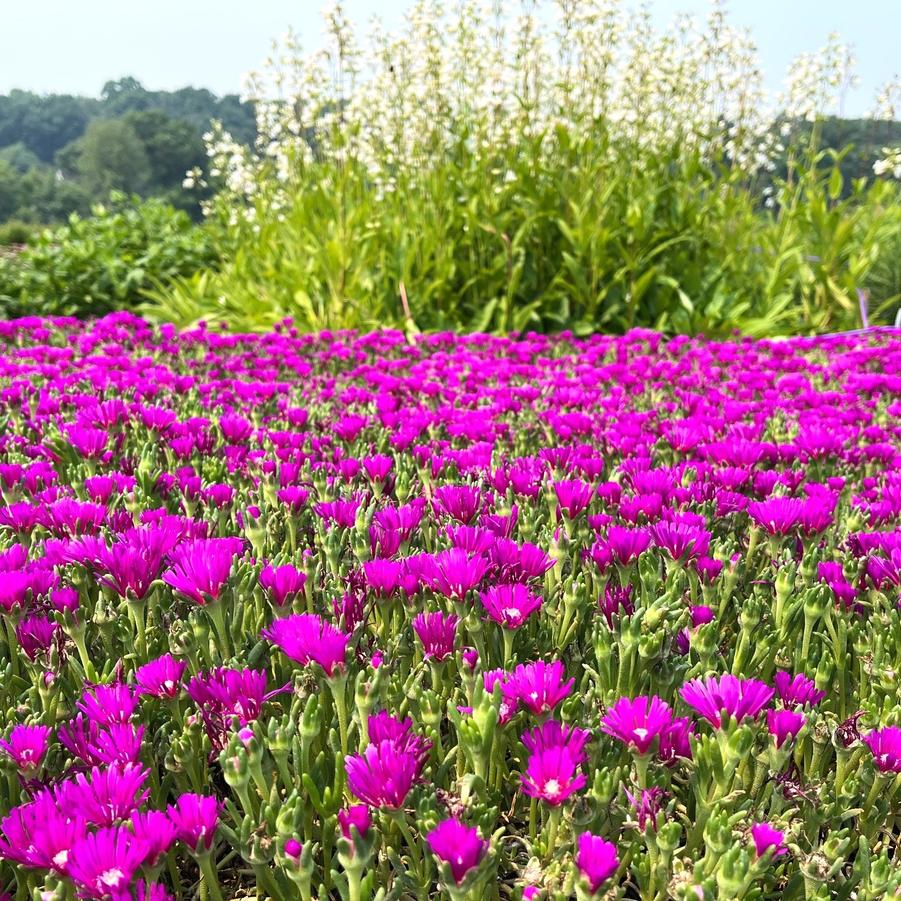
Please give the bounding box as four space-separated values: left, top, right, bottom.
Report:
1 312 901 900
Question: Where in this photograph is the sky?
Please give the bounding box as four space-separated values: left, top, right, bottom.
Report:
0 0 896 116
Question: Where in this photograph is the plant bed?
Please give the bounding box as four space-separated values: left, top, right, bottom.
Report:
0 314 899 899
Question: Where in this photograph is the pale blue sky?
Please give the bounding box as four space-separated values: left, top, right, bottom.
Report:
1 0 896 115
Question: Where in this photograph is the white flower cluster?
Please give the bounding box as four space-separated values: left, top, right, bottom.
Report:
874 147 901 180
196 0 886 215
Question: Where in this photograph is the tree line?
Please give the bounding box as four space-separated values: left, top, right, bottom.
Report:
0 78 256 227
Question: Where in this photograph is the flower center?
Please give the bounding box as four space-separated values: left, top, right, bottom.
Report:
100 868 125 888
544 778 561 798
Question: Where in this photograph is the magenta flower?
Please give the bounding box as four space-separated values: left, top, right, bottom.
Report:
0 794 86 872
15 614 60 660
521 720 592 761
747 498 804 536
657 717 695 764
680 675 774 728
505 660 574 716
345 740 417 808
597 525 651 565
750 823 788 858
488 539 554 581
420 548 489 599
58 717 143 767
56 763 149 827
131 810 178 865
134 654 187 699
263 613 350 675
368 710 432 773
773 671 826 708
187 667 269 747
521 744 586 806
554 480 595 518
649 520 710 562
162 536 243 604
624 786 667 831
601 695 674 755
412 611 459 661
767 709 805 748
484 669 519 724
862 725 901 773
598 584 634 626
0 724 51 774
576 832 619 892
77 682 138 725
338 804 372 840
362 559 405 597
95 541 164 600
426 818 489 884
65 825 150 898
480 583 542 629
433 484 483 524
168 793 221 852
259 563 307 608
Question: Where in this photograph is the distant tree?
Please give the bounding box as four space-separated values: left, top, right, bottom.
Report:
122 110 206 191
100 77 144 103
0 160 24 221
0 142 41 172
66 119 150 196
0 90 96 162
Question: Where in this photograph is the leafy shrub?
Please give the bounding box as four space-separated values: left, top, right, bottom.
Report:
0 220 33 246
143 1 901 336
0 193 218 319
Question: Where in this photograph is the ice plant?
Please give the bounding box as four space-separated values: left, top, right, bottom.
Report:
263 614 349 675
345 740 417 809
750 823 788 858
168 793 220 851
412 611 459 661
426 817 489 884
575 833 619 893
862 725 901 773
337 804 372 840
522 720 592 761
505 660 574 716
134 654 188 699
680 675 774 727
162 537 243 604
773 671 826 708
767 709 805 748
65 826 150 898
601 695 674 755
480 583 543 630
0 724 51 774
521 744 586 806
259 563 307 608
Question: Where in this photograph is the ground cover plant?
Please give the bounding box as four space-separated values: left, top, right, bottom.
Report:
0 314 900 898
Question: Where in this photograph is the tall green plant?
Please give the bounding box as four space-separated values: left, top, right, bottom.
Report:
143 1 901 336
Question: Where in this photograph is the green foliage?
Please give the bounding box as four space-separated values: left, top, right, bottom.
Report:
0 220 34 246
61 118 151 196
0 78 255 225
0 79 255 164
142 2 901 337
145 130 901 337
0 194 218 319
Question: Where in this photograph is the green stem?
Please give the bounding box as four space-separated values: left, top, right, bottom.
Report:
198 852 225 901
